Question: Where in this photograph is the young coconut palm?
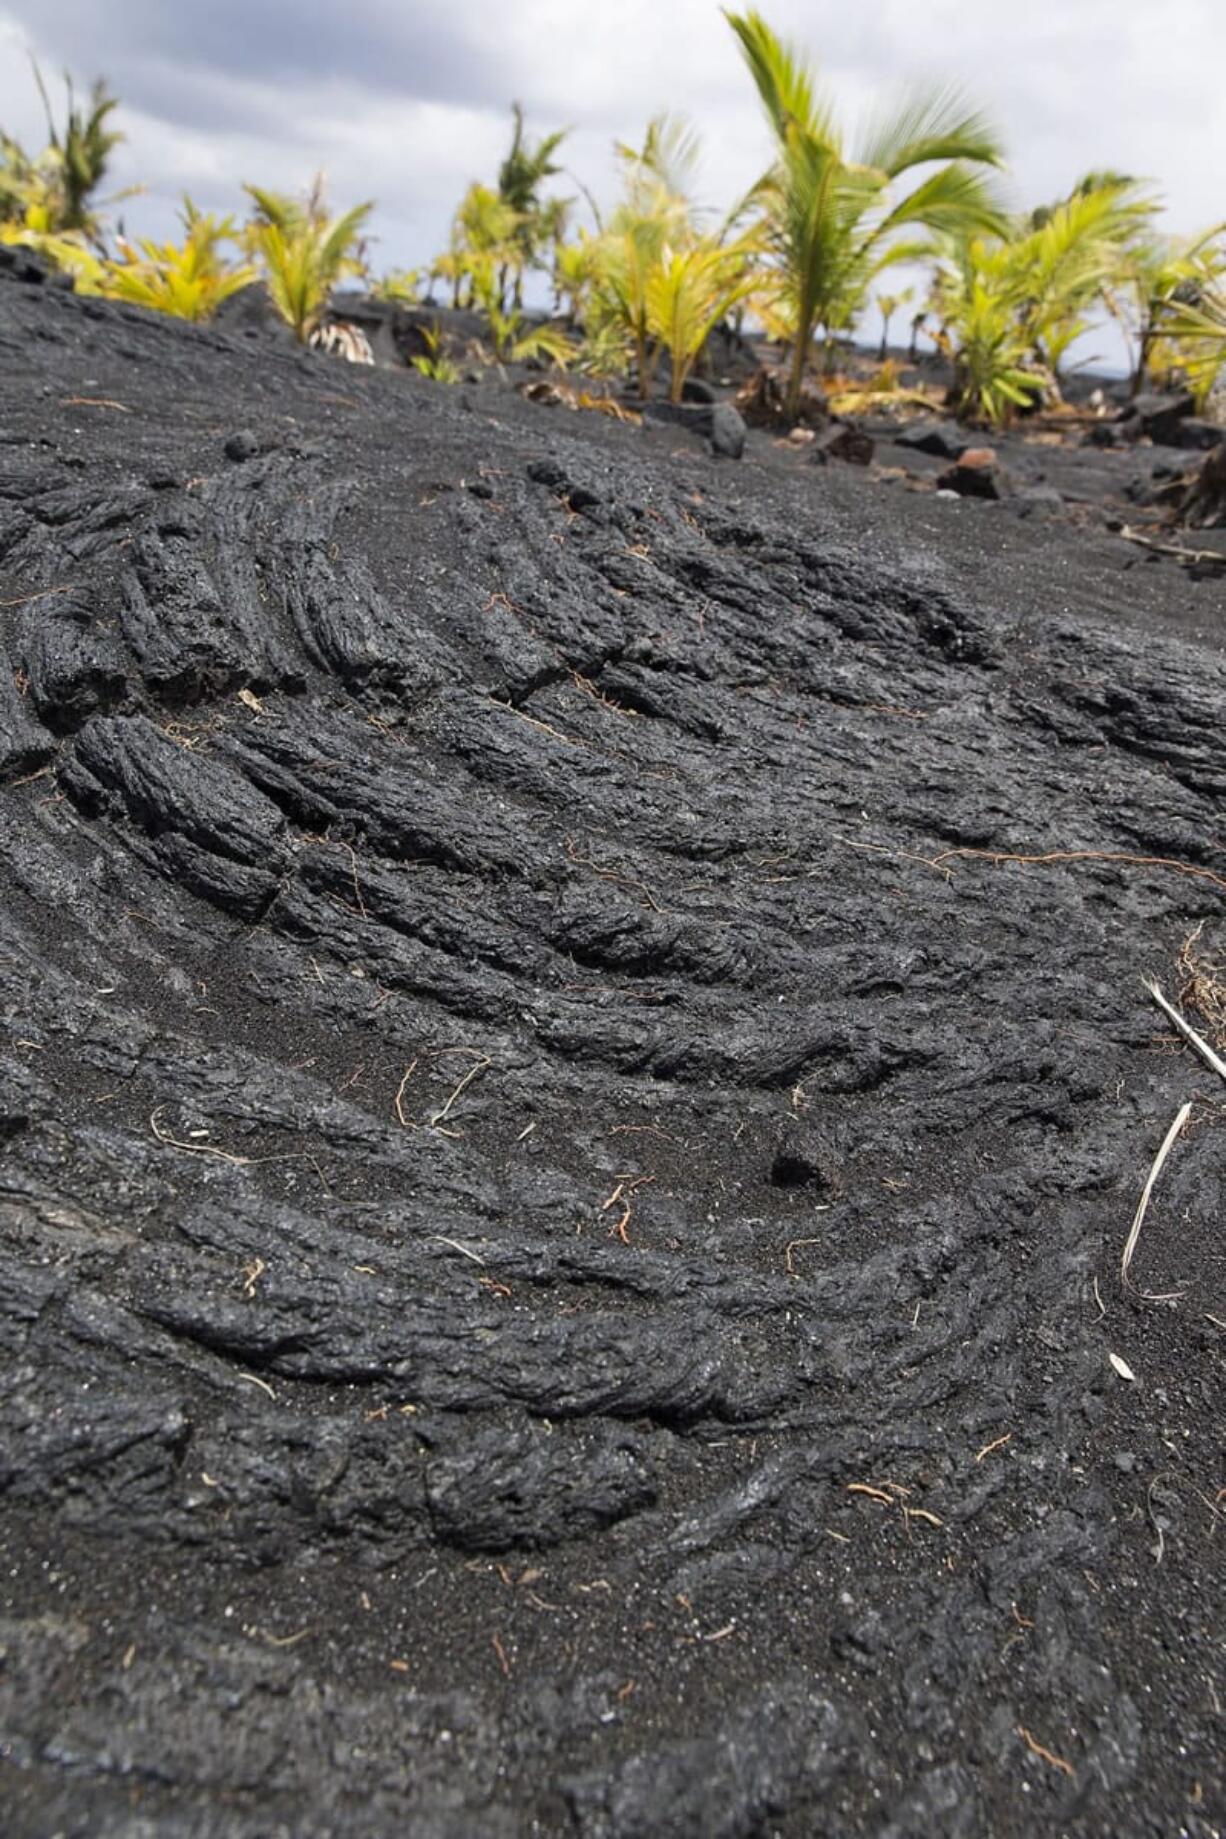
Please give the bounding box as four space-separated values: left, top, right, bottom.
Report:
1110 225 1226 396
470 256 574 366
645 237 760 401
1011 175 1155 375
725 8 1005 416
443 181 523 308
43 72 124 237
939 254 1039 424
591 111 755 399
497 103 569 303
244 178 372 342
103 200 255 321
926 174 1155 423
876 287 913 360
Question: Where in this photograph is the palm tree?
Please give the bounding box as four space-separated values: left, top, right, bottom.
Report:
1109 224 1226 395
2 64 128 247
646 238 760 401
725 9 1005 415
243 178 372 341
876 287 913 360
52 75 123 236
590 114 709 398
497 103 568 304
104 200 255 321
927 175 1162 422
1009 175 1154 374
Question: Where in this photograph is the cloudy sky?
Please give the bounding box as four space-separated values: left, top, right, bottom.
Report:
1 0 1223 341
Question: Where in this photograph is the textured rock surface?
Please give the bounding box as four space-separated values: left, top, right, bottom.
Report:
0 275 1223 1837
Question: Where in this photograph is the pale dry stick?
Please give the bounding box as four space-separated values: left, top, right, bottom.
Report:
1143 978 1226 1084
486 697 581 748
784 1231 826 1278
150 1106 252 1165
1119 524 1226 568
834 834 952 879
430 1236 485 1266
0 586 74 609
150 1108 313 1173
394 1058 420 1127
430 1054 492 1126
1121 1101 1193 1289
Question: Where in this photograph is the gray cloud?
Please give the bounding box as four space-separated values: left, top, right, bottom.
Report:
1 2 504 111
0 0 1222 292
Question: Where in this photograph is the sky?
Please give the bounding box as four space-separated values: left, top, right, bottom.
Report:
1 1 1223 365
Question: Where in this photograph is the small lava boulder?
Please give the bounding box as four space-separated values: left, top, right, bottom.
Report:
223 429 260 463
1012 484 1065 520
936 447 1012 501
1167 417 1224 451
1115 390 1195 445
811 422 874 466
895 418 970 460
682 376 719 404
709 402 747 459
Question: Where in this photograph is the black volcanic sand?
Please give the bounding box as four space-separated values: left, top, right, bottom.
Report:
0 275 1223 1839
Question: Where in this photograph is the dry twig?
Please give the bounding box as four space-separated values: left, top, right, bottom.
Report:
1143 979 1226 1084
1121 1102 1192 1289
936 849 1226 897
1016 1725 1075 1778
1119 524 1226 568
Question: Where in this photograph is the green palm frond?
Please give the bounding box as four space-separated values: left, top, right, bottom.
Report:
615 113 704 205
856 85 1002 178
723 8 838 149
873 162 1007 241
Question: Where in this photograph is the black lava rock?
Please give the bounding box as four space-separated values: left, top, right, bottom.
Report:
223 429 260 462
709 402 746 459
936 448 1012 500
0 257 1217 1839
1116 390 1196 445
895 418 970 459
811 422 874 465
682 377 719 404
1167 417 1224 451
1012 484 1065 519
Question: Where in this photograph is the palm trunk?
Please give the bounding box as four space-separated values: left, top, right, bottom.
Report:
1132 318 1155 396
786 322 810 421
634 324 661 402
